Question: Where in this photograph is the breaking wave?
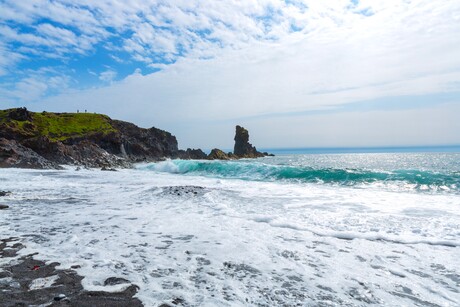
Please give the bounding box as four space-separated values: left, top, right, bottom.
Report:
140 160 460 193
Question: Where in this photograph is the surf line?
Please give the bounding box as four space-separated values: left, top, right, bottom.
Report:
252 218 459 248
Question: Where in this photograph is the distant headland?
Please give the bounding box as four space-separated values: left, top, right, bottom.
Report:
0 108 272 169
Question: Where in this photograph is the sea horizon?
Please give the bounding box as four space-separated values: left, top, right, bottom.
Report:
263 145 460 155
207 144 460 155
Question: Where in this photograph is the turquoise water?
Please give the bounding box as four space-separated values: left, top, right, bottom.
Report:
144 152 460 194
261 145 460 155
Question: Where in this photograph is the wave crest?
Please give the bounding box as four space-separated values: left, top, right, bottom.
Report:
140 160 459 193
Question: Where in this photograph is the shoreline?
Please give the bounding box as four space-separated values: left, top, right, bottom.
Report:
1 155 458 306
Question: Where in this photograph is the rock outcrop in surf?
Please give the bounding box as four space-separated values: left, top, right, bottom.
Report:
177 148 208 160
208 148 231 160
233 125 265 158
205 125 272 160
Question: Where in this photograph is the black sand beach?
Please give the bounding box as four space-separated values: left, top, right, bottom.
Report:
0 237 144 307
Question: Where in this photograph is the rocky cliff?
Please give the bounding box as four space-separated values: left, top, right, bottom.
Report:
233 125 265 158
0 108 272 169
0 108 179 168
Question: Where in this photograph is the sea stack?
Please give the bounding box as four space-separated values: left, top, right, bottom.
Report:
233 125 265 158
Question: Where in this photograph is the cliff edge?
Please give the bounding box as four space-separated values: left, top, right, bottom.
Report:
0 108 179 169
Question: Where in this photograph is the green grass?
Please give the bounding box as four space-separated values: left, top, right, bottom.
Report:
0 109 10 122
0 109 117 141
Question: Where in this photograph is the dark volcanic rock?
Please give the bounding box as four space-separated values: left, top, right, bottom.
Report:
0 108 272 167
101 166 117 171
177 148 208 160
68 284 142 307
0 108 180 169
60 120 179 164
104 277 130 286
159 185 208 197
0 190 11 196
22 137 129 169
0 238 143 307
227 152 237 159
108 120 178 161
7 107 32 121
233 125 265 158
0 138 62 169
208 148 231 160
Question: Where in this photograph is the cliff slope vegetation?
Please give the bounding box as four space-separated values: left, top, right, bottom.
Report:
0 109 116 141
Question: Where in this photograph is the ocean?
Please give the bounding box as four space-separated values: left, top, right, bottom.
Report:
1 150 459 306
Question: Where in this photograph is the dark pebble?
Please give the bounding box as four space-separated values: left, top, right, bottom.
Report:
101 166 117 171
104 277 130 286
172 297 185 305
54 294 66 301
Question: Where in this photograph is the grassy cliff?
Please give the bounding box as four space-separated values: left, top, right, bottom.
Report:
0 109 116 141
0 107 181 169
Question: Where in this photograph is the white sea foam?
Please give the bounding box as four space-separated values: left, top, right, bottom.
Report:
0 166 459 306
29 275 59 290
145 159 181 173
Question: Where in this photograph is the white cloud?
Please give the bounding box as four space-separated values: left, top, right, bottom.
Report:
1 0 460 147
36 23 78 46
0 0 350 68
0 69 71 103
0 41 25 76
99 69 117 83
4 77 49 102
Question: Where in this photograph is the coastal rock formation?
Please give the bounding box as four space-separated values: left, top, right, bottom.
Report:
208 148 231 160
0 108 179 168
6 107 33 122
0 108 273 169
177 148 208 160
233 125 265 158
21 136 127 168
108 120 178 161
0 138 62 169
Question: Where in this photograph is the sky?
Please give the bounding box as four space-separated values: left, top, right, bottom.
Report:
1 0 460 150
